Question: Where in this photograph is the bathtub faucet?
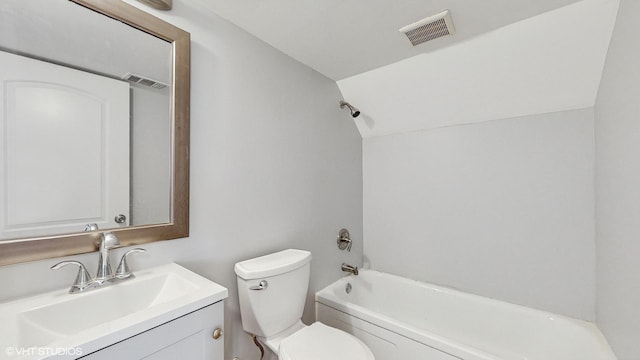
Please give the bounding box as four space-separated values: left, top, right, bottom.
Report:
341 263 359 276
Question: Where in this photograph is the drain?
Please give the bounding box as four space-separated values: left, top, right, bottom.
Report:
345 283 352 294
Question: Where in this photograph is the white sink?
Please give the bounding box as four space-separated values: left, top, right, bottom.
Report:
0 263 228 359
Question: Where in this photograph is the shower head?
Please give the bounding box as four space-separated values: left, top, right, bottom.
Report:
339 100 360 118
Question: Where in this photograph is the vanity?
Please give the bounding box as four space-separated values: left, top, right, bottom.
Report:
0 263 227 360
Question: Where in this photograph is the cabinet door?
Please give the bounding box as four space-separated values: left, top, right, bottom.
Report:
81 301 224 360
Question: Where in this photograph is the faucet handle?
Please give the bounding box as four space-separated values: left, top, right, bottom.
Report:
51 261 92 293
115 248 146 279
337 228 353 252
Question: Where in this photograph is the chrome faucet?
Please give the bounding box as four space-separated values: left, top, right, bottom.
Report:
50 261 92 293
96 232 120 281
341 263 359 276
51 231 146 294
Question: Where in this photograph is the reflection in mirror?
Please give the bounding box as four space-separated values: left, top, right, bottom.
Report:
0 0 173 241
0 0 190 266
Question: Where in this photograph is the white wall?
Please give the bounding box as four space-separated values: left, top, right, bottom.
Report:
594 0 640 358
0 1 363 360
363 108 596 320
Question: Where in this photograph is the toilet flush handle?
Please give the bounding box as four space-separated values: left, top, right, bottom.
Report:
250 280 268 290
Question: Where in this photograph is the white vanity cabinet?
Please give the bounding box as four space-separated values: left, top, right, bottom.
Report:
80 301 224 360
0 264 227 360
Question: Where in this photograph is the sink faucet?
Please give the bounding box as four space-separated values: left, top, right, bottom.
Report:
51 231 146 294
96 232 120 281
341 263 359 276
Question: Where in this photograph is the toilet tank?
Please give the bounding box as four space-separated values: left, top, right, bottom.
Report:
235 249 312 338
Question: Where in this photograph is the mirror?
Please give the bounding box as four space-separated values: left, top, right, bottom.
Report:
0 0 190 266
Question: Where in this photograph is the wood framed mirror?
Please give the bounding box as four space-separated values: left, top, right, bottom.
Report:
0 0 190 266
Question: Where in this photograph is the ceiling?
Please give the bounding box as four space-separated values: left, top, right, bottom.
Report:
192 0 583 80
0 0 172 85
338 0 619 137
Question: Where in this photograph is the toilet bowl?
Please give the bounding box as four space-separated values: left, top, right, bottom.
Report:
234 249 374 360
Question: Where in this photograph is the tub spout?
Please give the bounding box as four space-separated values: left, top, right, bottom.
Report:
341 263 359 276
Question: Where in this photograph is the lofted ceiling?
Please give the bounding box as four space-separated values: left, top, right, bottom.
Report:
192 0 583 81
195 0 619 138
338 0 620 137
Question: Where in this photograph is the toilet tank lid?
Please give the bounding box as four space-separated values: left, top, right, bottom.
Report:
235 249 312 280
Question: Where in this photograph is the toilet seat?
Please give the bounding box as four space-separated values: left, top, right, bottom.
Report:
278 322 375 360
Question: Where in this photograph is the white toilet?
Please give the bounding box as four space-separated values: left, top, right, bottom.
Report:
235 249 375 360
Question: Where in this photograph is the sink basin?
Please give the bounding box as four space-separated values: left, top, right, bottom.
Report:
0 263 228 359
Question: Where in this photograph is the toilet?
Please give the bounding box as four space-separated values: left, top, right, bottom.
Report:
235 249 375 360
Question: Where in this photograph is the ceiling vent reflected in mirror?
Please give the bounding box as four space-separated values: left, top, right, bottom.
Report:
400 9 456 47
122 72 169 89
136 0 172 11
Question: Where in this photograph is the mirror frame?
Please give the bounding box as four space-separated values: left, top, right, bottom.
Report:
0 0 190 266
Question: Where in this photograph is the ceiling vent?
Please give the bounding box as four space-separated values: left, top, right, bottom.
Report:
399 10 456 47
122 73 169 89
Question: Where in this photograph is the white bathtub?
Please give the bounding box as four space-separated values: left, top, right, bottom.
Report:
315 269 616 360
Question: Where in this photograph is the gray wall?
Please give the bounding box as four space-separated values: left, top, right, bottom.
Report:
130 86 171 226
0 1 363 359
363 109 596 320
595 0 640 358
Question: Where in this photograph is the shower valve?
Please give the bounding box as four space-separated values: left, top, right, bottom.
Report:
337 228 352 252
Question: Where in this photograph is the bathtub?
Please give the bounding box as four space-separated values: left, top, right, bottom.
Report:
315 269 616 360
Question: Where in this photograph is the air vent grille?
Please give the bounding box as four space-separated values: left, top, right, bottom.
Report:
400 10 455 47
122 72 168 89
